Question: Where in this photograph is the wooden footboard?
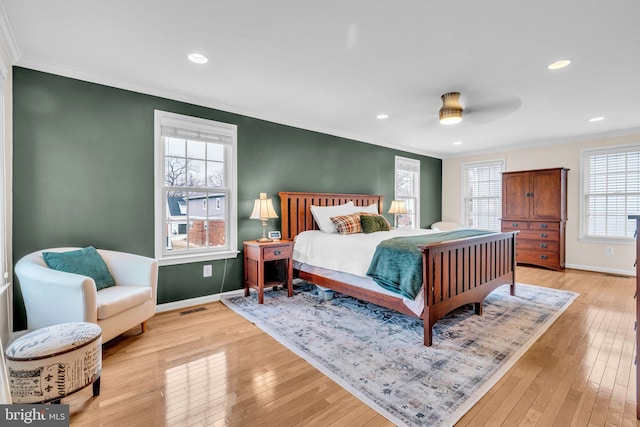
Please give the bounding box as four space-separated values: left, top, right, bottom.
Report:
278 191 517 347
421 231 517 346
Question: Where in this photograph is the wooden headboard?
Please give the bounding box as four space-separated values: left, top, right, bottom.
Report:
278 192 384 240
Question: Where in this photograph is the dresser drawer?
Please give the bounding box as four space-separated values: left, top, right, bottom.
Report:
529 221 560 231
516 239 559 252
263 245 292 261
516 250 560 269
501 220 529 231
517 230 559 241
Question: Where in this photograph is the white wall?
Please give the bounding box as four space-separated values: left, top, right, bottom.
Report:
442 133 640 276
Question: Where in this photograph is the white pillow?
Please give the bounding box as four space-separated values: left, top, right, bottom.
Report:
310 202 356 233
356 203 379 214
430 221 467 231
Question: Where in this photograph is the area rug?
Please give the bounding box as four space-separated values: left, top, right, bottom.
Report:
222 283 578 427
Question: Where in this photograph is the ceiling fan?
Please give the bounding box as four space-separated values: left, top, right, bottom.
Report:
438 91 522 126
439 92 463 125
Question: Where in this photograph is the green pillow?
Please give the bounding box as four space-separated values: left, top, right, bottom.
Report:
360 215 391 233
42 247 116 291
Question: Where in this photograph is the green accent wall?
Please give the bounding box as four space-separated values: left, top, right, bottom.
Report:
12 67 442 330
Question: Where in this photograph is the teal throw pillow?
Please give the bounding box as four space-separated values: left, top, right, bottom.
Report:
42 246 116 291
360 215 391 233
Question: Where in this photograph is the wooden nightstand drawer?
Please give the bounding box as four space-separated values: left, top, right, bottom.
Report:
263 245 292 261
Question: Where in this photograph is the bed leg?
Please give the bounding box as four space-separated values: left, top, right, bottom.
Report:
510 282 516 296
424 325 433 347
474 302 483 315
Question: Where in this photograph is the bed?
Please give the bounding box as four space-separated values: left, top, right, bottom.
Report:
278 191 518 346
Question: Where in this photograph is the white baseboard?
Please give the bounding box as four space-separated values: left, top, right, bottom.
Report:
155 288 245 313
565 263 635 277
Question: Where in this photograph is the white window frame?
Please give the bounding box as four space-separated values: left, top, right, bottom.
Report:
461 159 504 231
394 156 420 229
0 62 10 325
580 143 640 244
154 110 238 265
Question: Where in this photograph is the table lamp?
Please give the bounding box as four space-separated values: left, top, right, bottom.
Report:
388 200 407 227
250 193 279 242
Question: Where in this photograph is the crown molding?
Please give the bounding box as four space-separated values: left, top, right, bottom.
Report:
443 127 640 160
0 3 20 65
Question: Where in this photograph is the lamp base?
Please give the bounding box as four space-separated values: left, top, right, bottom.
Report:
257 220 272 242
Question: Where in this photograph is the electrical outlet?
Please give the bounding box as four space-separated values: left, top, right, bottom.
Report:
203 264 213 277
606 247 614 255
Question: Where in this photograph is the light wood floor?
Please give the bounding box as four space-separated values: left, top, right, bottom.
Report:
66 267 640 426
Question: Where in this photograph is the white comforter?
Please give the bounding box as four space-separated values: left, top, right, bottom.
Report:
293 228 437 278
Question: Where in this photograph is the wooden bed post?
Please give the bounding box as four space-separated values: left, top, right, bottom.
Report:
422 248 434 346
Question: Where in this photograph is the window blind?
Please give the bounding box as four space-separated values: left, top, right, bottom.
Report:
582 144 640 239
463 160 504 231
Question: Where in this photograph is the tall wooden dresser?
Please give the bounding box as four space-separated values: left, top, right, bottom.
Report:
501 167 568 271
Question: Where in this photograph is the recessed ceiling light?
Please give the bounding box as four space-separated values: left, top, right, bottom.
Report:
188 53 208 64
589 116 605 122
547 60 571 70
376 113 389 120
453 141 463 145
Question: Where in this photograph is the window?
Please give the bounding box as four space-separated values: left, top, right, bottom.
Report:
581 144 640 241
394 156 420 228
462 160 504 231
155 111 238 265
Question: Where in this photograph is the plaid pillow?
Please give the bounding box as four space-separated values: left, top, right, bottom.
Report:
330 214 363 235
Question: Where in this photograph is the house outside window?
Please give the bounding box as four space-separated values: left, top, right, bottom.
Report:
154 111 238 265
581 143 640 242
462 160 504 231
394 156 420 228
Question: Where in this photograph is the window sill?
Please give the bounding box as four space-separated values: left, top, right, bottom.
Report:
158 250 240 266
578 236 634 246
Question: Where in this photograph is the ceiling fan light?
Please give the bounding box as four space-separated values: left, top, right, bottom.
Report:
439 112 463 125
439 92 463 125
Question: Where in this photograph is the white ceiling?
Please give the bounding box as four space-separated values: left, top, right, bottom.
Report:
1 0 639 158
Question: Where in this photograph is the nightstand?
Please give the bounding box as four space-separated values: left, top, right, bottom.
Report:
243 240 294 304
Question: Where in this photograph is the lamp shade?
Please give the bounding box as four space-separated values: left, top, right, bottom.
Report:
250 193 279 220
388 200 408 215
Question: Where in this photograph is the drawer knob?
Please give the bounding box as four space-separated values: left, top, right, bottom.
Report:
274 250 281 255
540 223 548 228
512 223 519 227
540 255 548 259
540 243 548 248
540 233 548 238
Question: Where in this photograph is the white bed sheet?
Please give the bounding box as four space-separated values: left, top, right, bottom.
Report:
293 228 440 316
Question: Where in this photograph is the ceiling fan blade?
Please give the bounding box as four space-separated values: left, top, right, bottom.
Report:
462 92 522 125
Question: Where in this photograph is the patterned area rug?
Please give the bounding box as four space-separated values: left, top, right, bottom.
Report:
222 282 578 427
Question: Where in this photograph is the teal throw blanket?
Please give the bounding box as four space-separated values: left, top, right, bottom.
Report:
366 230 494 299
